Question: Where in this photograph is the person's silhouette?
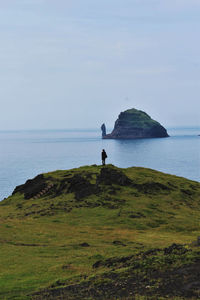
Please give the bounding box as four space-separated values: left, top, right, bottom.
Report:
101 149 107 165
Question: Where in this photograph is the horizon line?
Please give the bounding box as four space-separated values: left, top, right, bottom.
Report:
0 125 200 133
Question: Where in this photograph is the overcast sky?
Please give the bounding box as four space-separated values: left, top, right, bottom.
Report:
0 0 200 130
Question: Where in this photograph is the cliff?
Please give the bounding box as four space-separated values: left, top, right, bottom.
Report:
0 165 200 299
102 108 169 139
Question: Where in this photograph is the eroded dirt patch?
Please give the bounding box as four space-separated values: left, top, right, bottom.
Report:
31 244 200 300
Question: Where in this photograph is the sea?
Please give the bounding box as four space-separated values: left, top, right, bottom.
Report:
0 127 199 201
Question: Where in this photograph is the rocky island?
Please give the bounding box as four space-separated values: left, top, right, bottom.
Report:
101 108 169 139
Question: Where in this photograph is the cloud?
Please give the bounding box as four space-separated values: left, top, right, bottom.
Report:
133 66 175 76
0 0 199 129
159 0 200 11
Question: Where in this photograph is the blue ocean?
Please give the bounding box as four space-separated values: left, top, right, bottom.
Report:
0 127 199 200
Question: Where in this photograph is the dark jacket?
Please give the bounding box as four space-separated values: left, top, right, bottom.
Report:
102 150 107 160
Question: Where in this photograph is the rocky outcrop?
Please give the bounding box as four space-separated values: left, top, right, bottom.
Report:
101 123 106 137
101 108 169 139
12 174 49 199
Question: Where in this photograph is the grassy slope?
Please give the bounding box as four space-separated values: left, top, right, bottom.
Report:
118 109 159 129
0 165 199 299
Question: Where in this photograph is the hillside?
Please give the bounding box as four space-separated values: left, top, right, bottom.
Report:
0 165 200 299
102 108 169 139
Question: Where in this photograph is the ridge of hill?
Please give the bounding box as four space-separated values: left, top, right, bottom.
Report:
0 165 200 299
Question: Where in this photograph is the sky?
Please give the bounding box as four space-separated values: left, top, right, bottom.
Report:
0 0 200 130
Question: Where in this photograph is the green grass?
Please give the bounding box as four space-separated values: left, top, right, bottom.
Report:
0 164 199 299
118 108 161 129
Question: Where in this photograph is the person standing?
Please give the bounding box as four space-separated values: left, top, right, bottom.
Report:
101 149 107 165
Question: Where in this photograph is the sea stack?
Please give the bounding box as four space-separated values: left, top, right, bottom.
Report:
101 108 169 139
101 123 106 138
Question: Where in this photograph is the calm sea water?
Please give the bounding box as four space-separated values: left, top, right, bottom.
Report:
0 127 199 200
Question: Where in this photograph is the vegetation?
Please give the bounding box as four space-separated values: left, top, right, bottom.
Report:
0 164 200 299
117 109 164 129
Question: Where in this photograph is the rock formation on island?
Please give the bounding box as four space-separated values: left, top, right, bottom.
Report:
101 108 169 139
101 123 106 138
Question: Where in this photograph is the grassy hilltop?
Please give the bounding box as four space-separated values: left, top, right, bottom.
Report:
0 165 200 299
